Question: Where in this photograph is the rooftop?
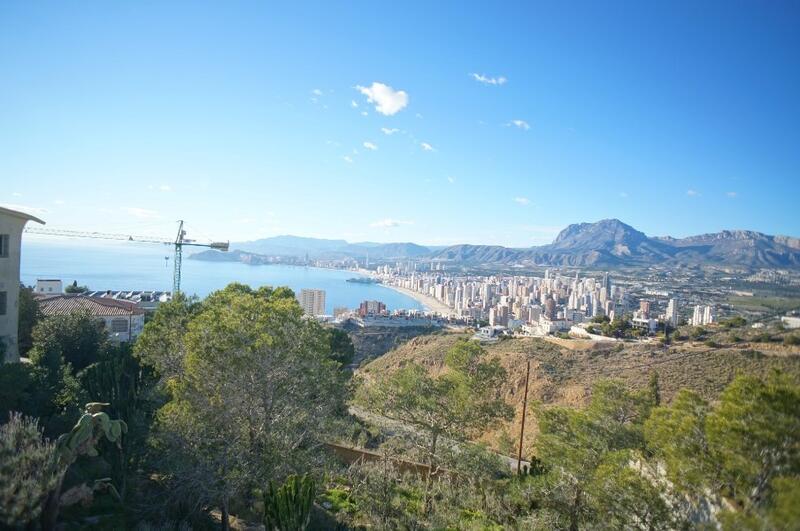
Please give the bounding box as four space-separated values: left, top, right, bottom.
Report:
37 295 145 317
0 205 45 225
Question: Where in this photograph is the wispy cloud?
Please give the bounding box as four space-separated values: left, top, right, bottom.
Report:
53 199 66 205
370 218 413 228
311 88 323 96
619 192 629 198
420 142 435 152
342 155 354 164
350 100 358 108
12 192 22 197
520 224 563 244
686 189 700 197
726 191 738 198
381 127 399 135
363 141 378 151
447 176 456 184
356 82 409 116
508 119 530 130
159 184 172 192
470 73 507 86
124 207 160 219
513 197 530 205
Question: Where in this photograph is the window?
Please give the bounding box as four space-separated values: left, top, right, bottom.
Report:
111 318 129 333
0 292 6 316
0 235 9 258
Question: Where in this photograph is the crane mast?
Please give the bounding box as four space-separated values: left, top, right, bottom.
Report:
23 221 229 294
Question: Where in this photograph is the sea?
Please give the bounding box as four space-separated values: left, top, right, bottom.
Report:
19 239 425 314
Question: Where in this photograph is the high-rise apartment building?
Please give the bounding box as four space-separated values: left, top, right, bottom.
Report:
358 300 386 317
299 289 326 316
691 304 716 326
665 298 679 326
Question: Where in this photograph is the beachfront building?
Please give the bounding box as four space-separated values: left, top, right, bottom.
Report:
299 288 326 317
358 300 386 317
0 205 45 362
37 295 146 343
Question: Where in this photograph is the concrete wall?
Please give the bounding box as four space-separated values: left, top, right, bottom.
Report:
0 214 27 362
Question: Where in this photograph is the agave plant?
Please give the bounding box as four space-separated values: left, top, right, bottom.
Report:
262 474 315 531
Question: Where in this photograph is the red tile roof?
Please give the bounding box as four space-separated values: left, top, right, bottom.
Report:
38 295 145 317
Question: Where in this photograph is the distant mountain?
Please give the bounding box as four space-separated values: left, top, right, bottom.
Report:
229 235 431 260
191 221 800 269
431 219 800 268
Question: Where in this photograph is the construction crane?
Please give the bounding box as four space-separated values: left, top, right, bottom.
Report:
23 220 229 294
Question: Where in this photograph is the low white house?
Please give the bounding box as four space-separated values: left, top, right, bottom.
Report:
0 205 45 362
36 279 63 296
37 295 146 343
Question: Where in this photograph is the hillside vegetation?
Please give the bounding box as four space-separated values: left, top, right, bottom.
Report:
359 333 800 451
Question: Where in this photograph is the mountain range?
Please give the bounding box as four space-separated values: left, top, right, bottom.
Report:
191 219 800 269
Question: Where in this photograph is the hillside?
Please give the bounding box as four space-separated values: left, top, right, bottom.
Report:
231 235 431 260
358 334 800 453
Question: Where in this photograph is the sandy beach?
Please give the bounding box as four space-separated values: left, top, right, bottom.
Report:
382 284 453 315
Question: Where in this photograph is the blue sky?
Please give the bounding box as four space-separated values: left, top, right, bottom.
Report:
1 1 798 247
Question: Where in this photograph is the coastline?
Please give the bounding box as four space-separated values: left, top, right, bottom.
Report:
182 257 444 312
381 283 453 315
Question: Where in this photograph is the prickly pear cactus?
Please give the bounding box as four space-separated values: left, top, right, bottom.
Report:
263 474 315 531
55 403 128 466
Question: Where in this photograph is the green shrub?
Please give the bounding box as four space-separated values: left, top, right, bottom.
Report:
784 335 800 347
263 474 315 531
0 413 62 528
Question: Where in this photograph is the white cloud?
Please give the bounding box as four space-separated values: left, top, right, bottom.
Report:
124 207 160 219
350 100 359 108
159 184 171 192
370 218 413 228
356 82 409 115
513 197 530 205
619 192 629 198
53 199 66 205
363 141 378 151
311 88 323 96
360 111 368 116
508 119 530 130
686 189 700 197
470 73 507 86
420 142 435 152
342 155 354 164
381 127 399 135
12 192 22 197
447 176 456 184
726 191 738 198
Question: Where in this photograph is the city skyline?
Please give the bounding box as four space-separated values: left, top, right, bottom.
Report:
2 2 799 246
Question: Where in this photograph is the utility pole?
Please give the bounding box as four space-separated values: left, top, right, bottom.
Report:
517 359 531 475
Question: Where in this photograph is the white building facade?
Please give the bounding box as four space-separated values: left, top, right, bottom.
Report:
0 206 45 362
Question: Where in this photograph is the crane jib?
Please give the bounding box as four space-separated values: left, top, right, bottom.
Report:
22 224 229 294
